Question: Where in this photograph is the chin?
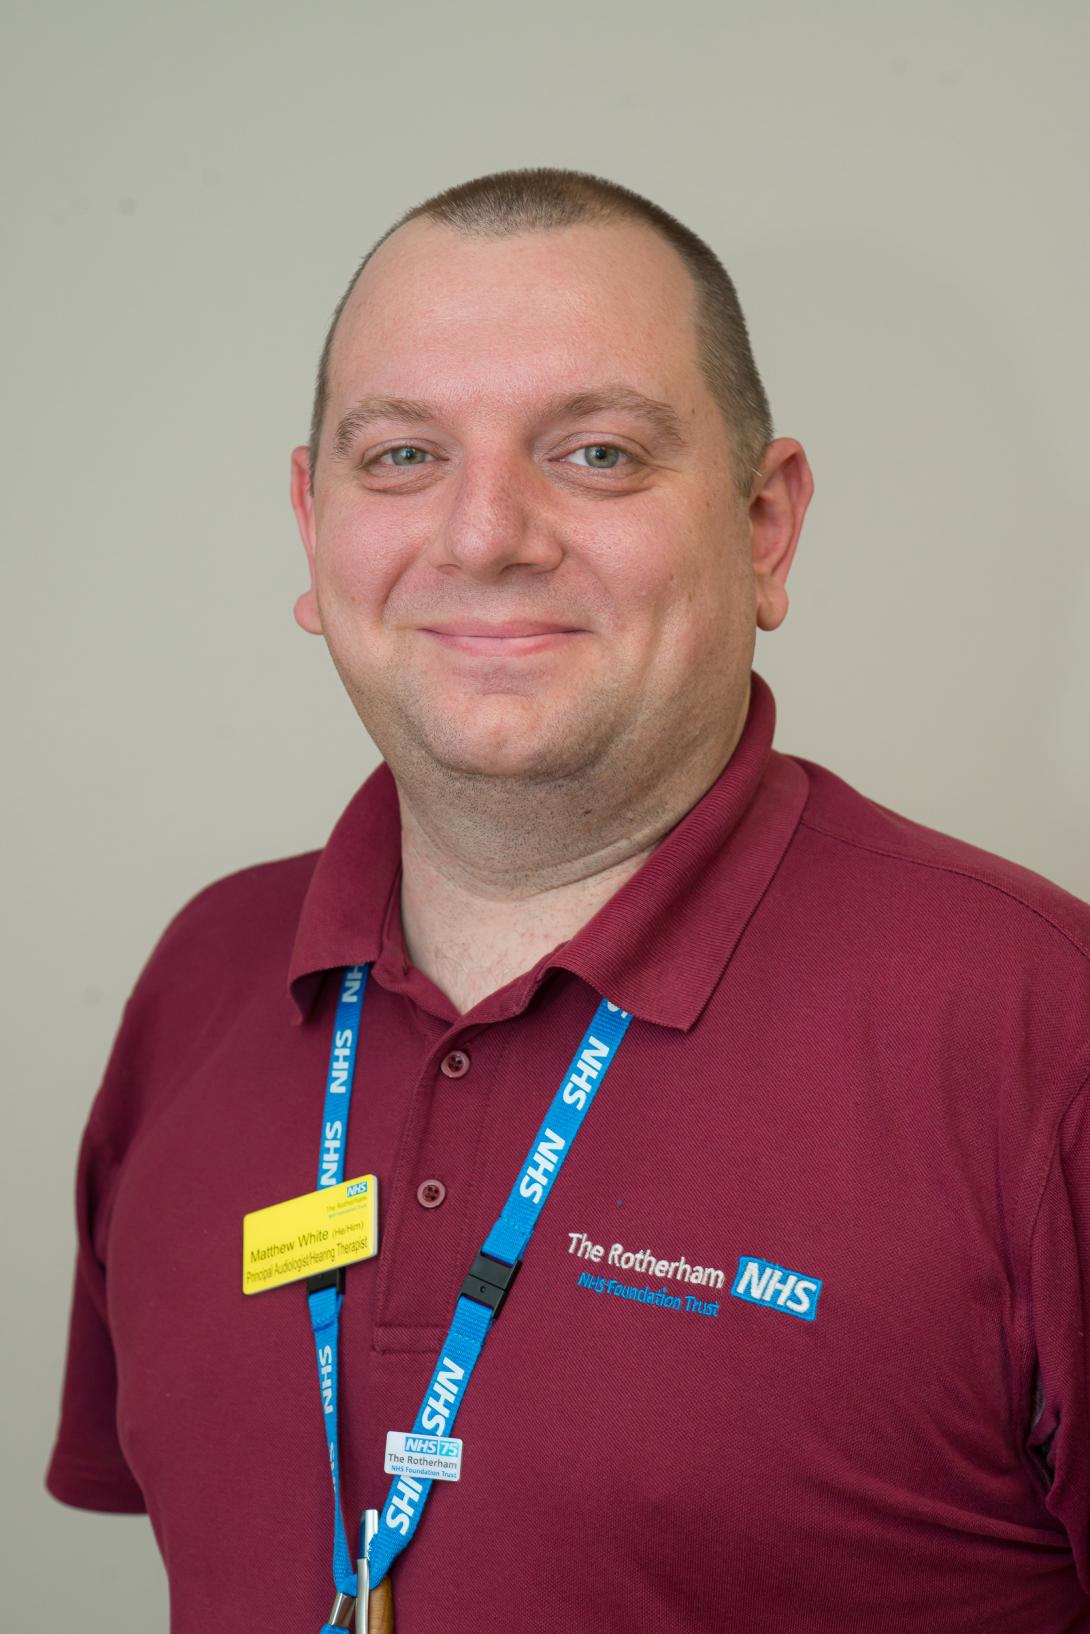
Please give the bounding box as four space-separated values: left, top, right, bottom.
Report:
357 676 624 785
410 703 610 784
419 732 581 783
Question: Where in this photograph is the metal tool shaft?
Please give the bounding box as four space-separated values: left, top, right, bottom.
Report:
356 1508 379 1629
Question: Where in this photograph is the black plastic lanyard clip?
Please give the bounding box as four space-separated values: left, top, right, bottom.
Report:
306 1266 345 1298
460 1251 520 1318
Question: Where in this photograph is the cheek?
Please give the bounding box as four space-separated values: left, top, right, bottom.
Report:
314 511 410 624
656 548 755 686
637 528 745 636
588 513 704 618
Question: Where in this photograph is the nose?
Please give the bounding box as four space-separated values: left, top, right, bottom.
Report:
430 449 564 581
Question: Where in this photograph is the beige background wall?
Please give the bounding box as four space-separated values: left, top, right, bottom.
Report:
3 0 1087 1623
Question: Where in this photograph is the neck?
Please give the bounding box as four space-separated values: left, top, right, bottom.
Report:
396 686 751 1014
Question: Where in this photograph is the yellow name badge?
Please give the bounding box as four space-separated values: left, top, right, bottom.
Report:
242 1176 378 1295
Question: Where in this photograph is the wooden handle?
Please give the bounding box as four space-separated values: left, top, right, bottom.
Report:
367 1577 395 1634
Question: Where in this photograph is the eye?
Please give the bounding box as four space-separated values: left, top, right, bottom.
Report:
363 441 639 475
372 445 432 467
563 443 634 471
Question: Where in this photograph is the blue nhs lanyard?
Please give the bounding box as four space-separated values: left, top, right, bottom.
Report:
307 964 368 1634
306 963 633 1627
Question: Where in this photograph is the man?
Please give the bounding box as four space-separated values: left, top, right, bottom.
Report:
48 167 1090 1633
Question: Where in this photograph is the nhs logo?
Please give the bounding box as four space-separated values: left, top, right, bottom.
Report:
731 1256 822 1322
345 1181 369 1198
404 1435 458 1459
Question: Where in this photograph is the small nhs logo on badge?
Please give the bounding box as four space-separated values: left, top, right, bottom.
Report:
404 1435 458 1458
731 1256 822 1321
345 1181 368 1198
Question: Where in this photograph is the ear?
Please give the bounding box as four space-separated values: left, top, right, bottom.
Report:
747 438 814 632
290 446 323 635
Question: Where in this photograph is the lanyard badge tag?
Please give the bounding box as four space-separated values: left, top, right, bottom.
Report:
242 1176 378 1294
384 1431 463 1483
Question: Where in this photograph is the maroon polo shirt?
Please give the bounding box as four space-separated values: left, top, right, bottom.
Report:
48 671 1090 1633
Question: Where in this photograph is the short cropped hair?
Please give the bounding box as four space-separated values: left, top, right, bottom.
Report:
308 166 773 495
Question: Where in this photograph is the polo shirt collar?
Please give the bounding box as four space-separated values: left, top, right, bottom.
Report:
288 670 809 1032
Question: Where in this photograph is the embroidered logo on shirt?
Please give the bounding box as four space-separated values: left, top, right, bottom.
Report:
567 1231 727 1322
566 1230 727 1289
575 1271 720 1319
730 1256 823 1321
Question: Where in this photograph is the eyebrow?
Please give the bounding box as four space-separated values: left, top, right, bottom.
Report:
330 383 688 460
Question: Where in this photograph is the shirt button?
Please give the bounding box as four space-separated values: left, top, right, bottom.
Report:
440 1049 471 1078
416 1179 446 1209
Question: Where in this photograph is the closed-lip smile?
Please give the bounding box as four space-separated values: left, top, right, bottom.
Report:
420 621 584 655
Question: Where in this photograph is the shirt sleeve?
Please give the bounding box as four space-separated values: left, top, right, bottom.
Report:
1028 1076 1090 1591
45 1020 147 1513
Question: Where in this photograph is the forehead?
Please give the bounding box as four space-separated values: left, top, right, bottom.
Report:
328 217 708 417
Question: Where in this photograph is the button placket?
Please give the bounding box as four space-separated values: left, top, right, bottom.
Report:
374 1027 495 1339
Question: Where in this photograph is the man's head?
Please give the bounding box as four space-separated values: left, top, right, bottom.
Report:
290 166 812 796
308 168 775 500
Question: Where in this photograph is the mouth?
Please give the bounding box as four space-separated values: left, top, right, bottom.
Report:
419 622 585 657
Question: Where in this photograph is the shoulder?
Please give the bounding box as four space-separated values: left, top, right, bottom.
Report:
149 850 323 970
789 753 1090 969
110 849 324 1066
776 755 1090 1139
85 849 326 1148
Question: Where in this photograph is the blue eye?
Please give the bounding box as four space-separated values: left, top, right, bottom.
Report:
568 444 625 469
385 446 431 466
365 441 637 475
